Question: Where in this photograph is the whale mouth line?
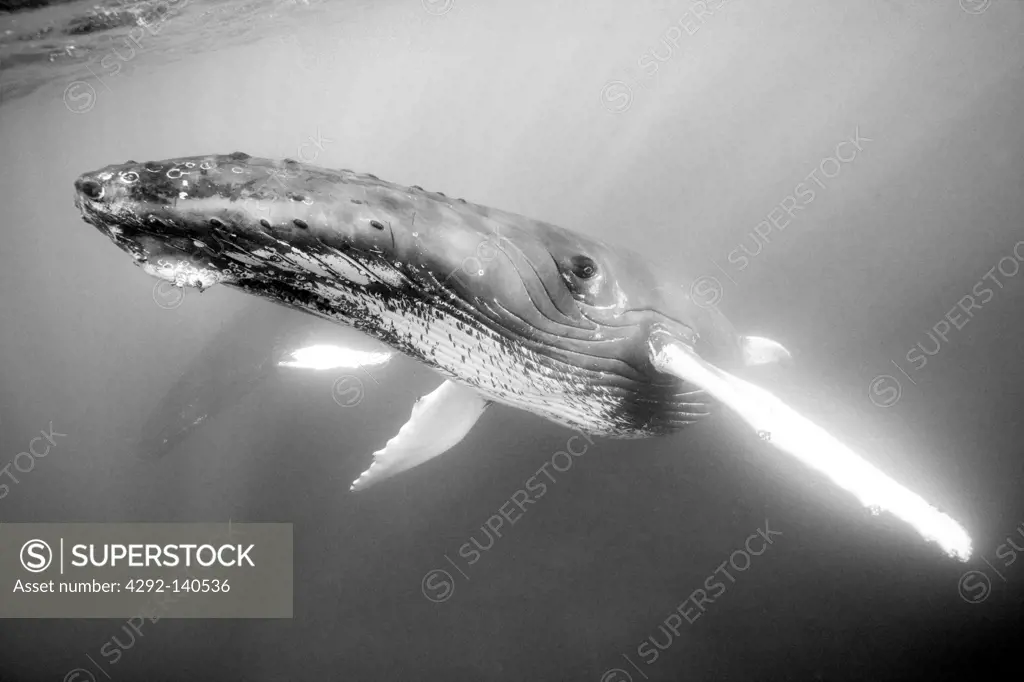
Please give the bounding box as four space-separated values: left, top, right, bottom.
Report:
72 153 649 382
77 194 238 290
117 225 638 377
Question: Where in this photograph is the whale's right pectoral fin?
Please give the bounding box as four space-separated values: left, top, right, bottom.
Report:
646 327 973 562
350 380 492 492
741 335 792 367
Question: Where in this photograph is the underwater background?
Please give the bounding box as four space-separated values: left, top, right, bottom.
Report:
1 0 1023 679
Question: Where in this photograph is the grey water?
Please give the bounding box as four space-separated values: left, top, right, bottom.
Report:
1 0 1023 679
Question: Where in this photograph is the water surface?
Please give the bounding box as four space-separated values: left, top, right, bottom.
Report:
1 0 1023 679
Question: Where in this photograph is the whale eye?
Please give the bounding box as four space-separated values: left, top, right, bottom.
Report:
570 255 598 279
557 253 608 305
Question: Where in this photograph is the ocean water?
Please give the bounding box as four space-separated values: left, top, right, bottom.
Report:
1 0 1023 679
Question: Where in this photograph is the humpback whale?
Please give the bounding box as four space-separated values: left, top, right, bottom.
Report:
73 153 971 560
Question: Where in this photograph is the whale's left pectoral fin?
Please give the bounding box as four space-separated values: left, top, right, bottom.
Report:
646 328 973 562
350 380 491 492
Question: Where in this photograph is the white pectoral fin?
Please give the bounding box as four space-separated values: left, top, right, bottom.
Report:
350 380 491 492
741 335 792 367
647 329 972 561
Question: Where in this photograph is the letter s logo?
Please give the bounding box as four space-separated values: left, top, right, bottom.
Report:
421 569 454 603
20 539 53 573
600 81 633 114
957 570 991 604
63 81 96 114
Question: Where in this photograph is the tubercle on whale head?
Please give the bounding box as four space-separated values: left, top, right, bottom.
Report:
73 153 548 303
73 153 750 388
72 152 397 292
